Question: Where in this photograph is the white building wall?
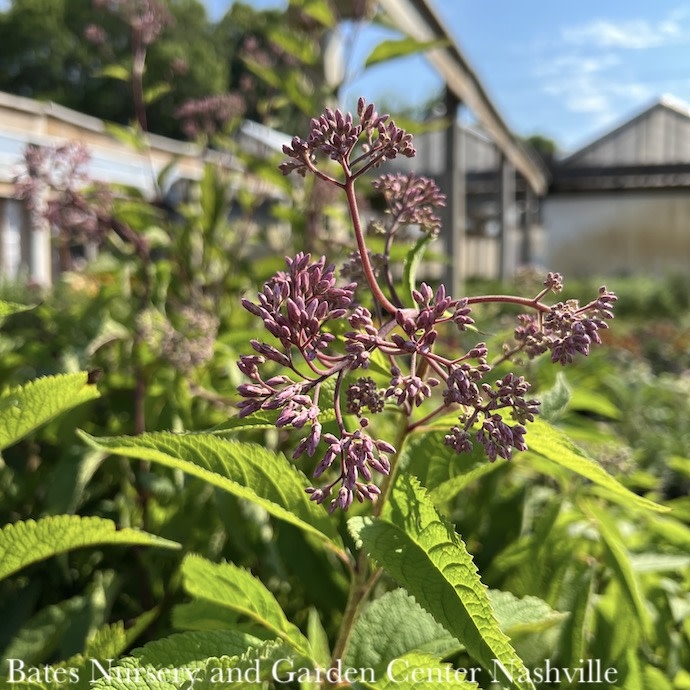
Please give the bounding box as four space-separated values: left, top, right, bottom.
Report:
543 190 690 277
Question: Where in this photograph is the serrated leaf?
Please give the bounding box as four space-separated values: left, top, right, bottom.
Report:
372 652 479 689
364 37 449 68
0 372 100 451
78 432 344 554
191 640 300 690
89 630 261 690
402 235 433 304
581 500 652 639
181 554 309 654
0 515 179 582
349 475 536 690
525 419 667 513
346 589 458 669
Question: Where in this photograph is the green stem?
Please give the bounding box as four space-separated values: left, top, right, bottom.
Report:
328 421 410 672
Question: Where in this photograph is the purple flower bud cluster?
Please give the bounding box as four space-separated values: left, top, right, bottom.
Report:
15 143 112 243
280 98 415 179
175 94 246 140
372 173 446 237
93 0 173 46
514 284 618 365
237 101 616 511
241 253 356 361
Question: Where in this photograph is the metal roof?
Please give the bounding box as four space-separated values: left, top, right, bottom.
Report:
378 0 549 195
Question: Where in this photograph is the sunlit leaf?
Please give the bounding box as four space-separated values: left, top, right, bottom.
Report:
79 432 344 555
364 38 449 68
525 419 667 513
181 554 309 654
349 475 536 690
0 372 100 451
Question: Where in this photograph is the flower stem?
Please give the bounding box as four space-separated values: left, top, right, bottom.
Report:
344 177 398 315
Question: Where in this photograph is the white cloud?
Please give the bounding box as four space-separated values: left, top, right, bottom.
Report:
537 49 653 133
563 17 682 50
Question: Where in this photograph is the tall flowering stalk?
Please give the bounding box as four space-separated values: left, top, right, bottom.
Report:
238 99 616 513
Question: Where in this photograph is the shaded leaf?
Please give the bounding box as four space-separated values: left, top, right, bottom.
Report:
345 589 458 669
582 501 652 639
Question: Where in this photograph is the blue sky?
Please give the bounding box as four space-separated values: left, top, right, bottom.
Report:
208 0 690 152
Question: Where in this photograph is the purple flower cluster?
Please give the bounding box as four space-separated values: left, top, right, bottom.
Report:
93 0 173 46
280 98 415 179
372 173 446 237
15 143 112 243
514 281 617 364
175 94 246 140
237 101 616 511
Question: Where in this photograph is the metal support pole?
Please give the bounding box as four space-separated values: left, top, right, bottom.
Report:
444 89 466 297
498 153 516 282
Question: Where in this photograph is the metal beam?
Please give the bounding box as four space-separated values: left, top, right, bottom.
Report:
378 0 548 196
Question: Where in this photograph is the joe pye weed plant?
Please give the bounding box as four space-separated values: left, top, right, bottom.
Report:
0 98 678 690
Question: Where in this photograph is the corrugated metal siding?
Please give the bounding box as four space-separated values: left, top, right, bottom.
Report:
566 103 690 167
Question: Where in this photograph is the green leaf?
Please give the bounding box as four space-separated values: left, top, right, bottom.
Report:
78 432 344 554
306 608 331 670
190 640 302 690
556 564 594 670
582 501 653 639
98 64 130 81
1 596 87 668
267 26 319 66
430 462 504 505
346 589 458 669
0 515 179 582
402 235 433 304
103 122 147 153
364 37 449 68
172 600 239 632
525 419 668 513
143 82 171 105
487 590 566 637
180 554 309 654
89 630 261 690
349 475 536 690
628 553 690 572
374 652 480 689
0 299 34 319
538 372 571 422
0 372 100 451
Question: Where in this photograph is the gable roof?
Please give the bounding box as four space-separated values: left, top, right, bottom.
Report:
560 96 690 168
